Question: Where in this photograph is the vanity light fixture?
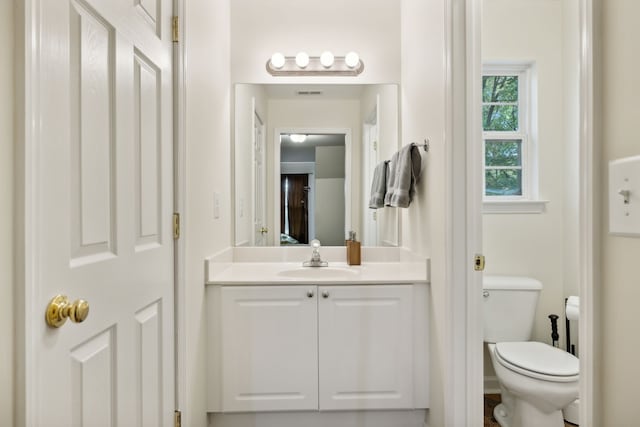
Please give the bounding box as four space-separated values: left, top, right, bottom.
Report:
266 51 364 76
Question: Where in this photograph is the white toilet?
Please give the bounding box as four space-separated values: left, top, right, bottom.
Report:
484 276 579 427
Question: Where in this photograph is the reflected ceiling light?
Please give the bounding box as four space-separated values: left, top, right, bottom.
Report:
270 52 286 69
345 51 360 68
295 51 310 68
290 134 307 143
320 51 335 68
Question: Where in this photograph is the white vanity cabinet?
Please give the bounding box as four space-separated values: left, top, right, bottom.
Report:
211 283 425 413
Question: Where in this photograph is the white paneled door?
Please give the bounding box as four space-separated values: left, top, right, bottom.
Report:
28 0 174 425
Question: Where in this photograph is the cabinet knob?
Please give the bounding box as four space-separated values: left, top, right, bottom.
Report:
307 290 314 298
322 290 330 299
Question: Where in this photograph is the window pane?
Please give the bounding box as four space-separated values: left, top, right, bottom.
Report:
485 169 522 196
485 140 522 166
482 75 518 102
483 105 518 131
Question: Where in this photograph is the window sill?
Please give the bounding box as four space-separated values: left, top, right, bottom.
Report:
482 199 549 214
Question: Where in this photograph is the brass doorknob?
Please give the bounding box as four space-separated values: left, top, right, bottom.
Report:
260 227 269 234
45 295 90 328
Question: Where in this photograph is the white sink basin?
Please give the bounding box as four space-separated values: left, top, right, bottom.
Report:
276 267 360 279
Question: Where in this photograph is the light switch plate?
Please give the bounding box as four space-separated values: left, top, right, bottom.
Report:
609 155 640 236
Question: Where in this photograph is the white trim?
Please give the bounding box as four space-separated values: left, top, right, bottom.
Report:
482 199 548 214
273 127 352 246
173 0 187 418
465 0 485 424
445 0 484 425
15 0 39 425
578 0 597 425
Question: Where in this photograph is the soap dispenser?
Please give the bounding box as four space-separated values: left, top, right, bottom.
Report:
346 231 361 265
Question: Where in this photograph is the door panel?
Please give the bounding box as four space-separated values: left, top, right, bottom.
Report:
318 285 414 410
221 286 319 412
32 0 174 425
70 328 116 427
134 51 162 249
69 0 117 263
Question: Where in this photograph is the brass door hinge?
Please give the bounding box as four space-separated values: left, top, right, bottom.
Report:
172 16 179 43
474 254 485 272
173 213 180 239
174 410 182 427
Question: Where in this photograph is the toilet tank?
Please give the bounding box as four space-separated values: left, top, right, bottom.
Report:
483 276 543 343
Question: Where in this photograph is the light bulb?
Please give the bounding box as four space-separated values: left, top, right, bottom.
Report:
320 51 334 68
345 51 360 68
270 52 285 69
295 51 310 68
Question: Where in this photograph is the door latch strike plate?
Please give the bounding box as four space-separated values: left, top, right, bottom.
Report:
474 254 485 271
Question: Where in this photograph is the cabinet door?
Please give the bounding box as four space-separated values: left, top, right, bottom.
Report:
318 285 413 410
221 286 318 412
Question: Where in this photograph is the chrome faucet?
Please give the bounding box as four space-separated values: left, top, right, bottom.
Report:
303 239 328 267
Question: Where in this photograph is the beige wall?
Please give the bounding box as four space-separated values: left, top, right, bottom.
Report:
401 0 446 424
184 1 231 426
600 0 640 424
482 0 581 384
230 0 401 84
1 0 14 424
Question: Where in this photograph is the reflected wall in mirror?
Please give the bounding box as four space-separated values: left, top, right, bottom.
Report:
234 84 400 247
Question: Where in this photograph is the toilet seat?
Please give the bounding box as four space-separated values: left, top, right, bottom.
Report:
495 341 579 383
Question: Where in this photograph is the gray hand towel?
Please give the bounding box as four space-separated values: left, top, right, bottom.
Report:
368 161 389 209
384 144 421 208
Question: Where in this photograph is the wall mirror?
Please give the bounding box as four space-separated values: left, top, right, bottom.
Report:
233 84 400 247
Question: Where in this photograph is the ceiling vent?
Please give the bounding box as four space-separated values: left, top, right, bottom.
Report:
296 90 323 96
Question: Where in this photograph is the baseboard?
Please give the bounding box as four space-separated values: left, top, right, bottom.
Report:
484 375 500 394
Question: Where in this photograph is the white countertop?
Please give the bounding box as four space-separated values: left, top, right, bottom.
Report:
206 261 429 285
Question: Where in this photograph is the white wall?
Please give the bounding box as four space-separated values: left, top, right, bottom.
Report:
267 99 361 244
1 0 14 424
600 0 640 423
184 1 231 426
233 84 267 246
361 85 400 246
230 0 400 84
401 0 446 425
482 0 575 351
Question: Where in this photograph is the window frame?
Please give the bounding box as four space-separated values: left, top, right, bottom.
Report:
482 63 546 213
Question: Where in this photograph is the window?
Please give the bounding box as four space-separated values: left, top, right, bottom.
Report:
482 64 545 213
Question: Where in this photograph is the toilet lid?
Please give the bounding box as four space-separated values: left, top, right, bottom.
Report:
495 342 579 379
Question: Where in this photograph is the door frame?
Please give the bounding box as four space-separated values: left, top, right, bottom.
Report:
273 127 352 246
173 0 187 418
458 0 597 425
